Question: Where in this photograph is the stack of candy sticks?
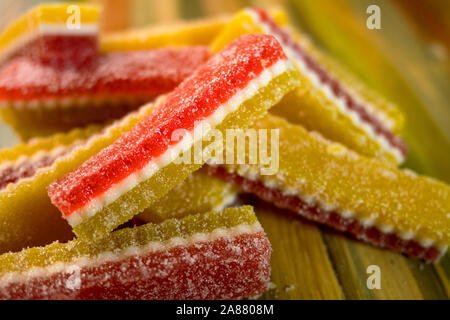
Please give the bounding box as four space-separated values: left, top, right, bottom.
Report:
0 3 448 300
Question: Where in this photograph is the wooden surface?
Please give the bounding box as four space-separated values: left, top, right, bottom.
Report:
0 0 449 300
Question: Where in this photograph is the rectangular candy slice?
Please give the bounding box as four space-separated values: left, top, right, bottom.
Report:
101 15 229 53
0 101 158 253
100 7 288 52
48 34 300 241
0 46 210 140
208 115 450 262
0 206 271 300
137 168 238 223
211 8 407 164
0 3 99 67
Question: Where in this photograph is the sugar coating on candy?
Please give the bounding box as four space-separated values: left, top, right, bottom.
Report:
138 168 238 223
0 206 272 300
0 101 157 254
0 4 99 66
0 46 210 105
48 33 298 241
212 8 407 164
209 115 450 260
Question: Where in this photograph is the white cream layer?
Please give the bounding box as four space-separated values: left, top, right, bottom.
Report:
223 164 448 259
246 9 404 164
0 23 98 65
66 58 295 226
0 222 263 288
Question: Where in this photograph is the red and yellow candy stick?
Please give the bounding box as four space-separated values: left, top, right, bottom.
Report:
0 3 99 67
100 7 289 52
212 8 407 165
0 105 238 253
0 46 210 140
208 115 449 262
48 34 300 241
137 168 238 223
0 206 271 300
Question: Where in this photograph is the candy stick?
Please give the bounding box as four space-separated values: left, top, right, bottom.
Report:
0 206 271 300
0 4 99 67
101 15 229 53
137 168 238 223
0 46 210 140
211 8 407 164
208 115 449 262
100 7 289 52
48 34 300 241
0 108 238 252
0 101 158 253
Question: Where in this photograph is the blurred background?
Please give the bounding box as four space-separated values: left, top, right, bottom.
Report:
0 0 449 299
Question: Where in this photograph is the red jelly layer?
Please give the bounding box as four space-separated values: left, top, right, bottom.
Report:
253 8 407 157
208 165 442 261
0 46 211 103
0 231 271 300
49 34 287 216
4 35 99 68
